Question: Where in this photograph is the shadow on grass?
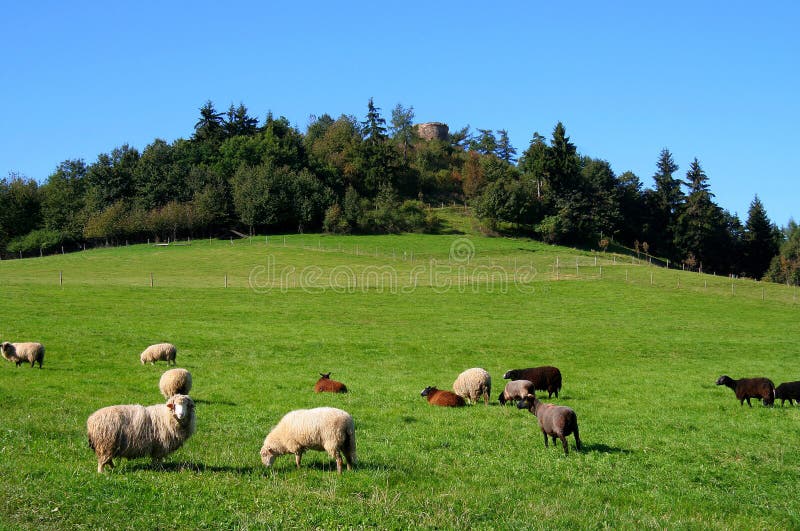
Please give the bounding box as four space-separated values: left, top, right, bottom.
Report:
580 443 632 455
129 459 397 474
129 461 256 474
268 460 398 473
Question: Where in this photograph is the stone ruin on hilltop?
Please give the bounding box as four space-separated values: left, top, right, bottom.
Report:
415 122 449 141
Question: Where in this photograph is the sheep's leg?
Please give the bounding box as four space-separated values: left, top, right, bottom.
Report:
344 450 354 471
746 397 752 407
98 457 113 473
294 452 303 469
542 431 549 448
560 435 569 456
334 451 343 474
573 426 581 451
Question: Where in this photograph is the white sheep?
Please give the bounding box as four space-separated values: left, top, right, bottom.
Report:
1 341 45 368
140 343 177 365
86 394 196 473
260 407 356 474
159 368 192 399
453 367 492 405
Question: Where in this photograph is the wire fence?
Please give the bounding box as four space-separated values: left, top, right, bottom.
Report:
2 236 797 306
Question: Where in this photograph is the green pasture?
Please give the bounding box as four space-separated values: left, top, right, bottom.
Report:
0 229 798 529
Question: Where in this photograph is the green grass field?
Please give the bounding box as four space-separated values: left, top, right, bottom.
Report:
1 219 799 528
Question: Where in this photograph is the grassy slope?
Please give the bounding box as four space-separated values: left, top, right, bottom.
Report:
1 218 799 528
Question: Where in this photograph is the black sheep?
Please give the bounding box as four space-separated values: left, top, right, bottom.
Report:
775 381 800 406
715 375 775 406
503 366 562 398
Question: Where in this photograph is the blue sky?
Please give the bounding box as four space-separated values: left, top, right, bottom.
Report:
2 1 797 225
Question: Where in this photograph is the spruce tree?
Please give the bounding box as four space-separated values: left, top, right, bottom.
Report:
743 195 779 278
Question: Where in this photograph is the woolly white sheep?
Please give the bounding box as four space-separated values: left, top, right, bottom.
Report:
498 379 535 405
453 367 492 405
1 341 44 368
87 394 196 473
159 368 192 399
260 407 356 474
140 343 177 365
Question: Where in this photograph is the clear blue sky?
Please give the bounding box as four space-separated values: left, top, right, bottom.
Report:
2 1 797 225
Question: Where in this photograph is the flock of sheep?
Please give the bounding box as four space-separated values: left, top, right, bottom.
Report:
715 375 800 407
4 337 799 471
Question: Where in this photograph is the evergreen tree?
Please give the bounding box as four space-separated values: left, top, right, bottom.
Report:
470 129 497 156
650 148 684 258
193 100 225 142
495 130 517 164
358 99 403 195
675 158 727 271
742 195 779 278
546 122 580 196
224 103 259 137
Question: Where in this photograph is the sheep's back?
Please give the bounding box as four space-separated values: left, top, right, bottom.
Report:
159 368 192 398
503 380 535 401
453 368 491 401
270 408 353 450
776 381 800 399
12 342 44 362
512 367 561 392
428 390 465 407
735 378 775 399
537 404 578 435
87 405 154 458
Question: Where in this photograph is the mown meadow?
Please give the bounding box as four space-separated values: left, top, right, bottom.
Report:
1 223 799 529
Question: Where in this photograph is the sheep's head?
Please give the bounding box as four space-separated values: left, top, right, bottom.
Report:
502 369 516 379
260 445 277 468
260 432 281 468
516 394 540 414
716 375 731 386
0 342 14 361
319 373 331 380
420 386 437 397
167 394 195 426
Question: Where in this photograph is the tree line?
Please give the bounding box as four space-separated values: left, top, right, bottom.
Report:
0 98 796 283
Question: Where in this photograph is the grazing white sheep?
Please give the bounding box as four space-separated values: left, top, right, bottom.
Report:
260 407 356 474
86 394 196 473
159 368 192 399
453 367 492 405
140 343 177 365
1 341 44 368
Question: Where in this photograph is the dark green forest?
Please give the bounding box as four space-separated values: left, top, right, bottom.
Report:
1 98 797 283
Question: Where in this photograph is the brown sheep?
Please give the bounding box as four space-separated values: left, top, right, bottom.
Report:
517 394 581 456
498 380 536 405
420 386 465 407
314 373 348 393
503 366 562 398
715 375 775 406
775 381 800 406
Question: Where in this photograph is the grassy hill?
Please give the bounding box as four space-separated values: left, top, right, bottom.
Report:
1 216 799 528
